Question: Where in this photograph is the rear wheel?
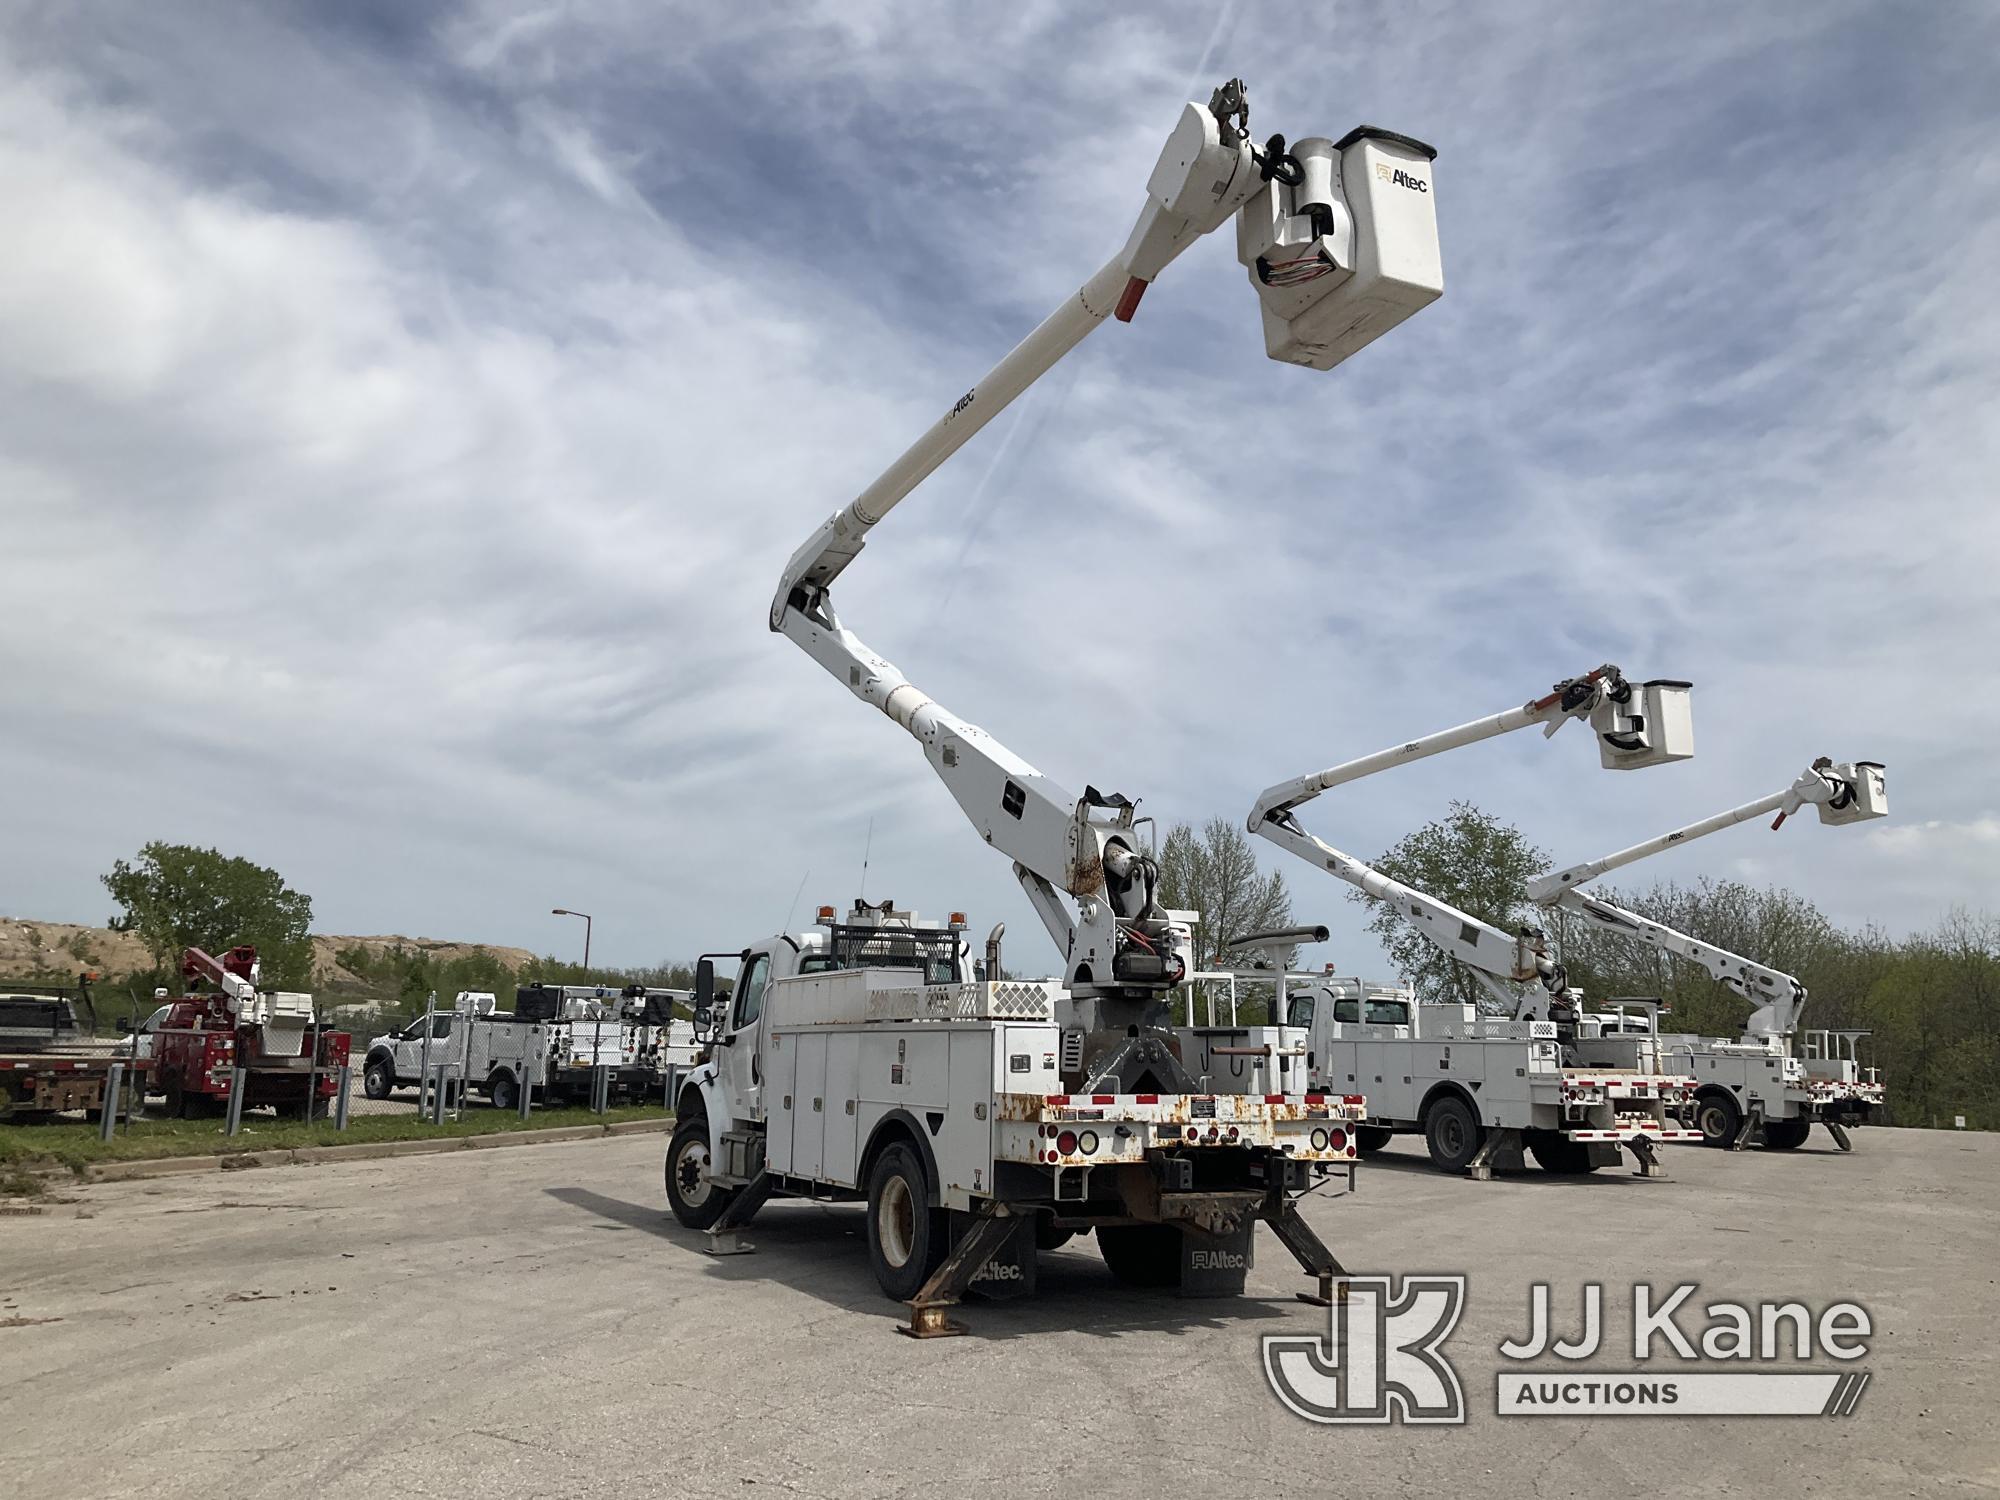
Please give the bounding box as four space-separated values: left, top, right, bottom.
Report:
1355 1125 1395 1157
1526 1130 1599 1175
1761 1116 1812 1151
488 1072 520 1112
866 1144 949 1301
1694 1091 1742 1148
1097 1225 1183 1288
1423 1095 1484 1174
664 1115 735 1230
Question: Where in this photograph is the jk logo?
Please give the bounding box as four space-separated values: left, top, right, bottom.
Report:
1262 1275 1467 1424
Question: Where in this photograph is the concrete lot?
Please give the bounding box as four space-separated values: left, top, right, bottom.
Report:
2 1127 1995 1498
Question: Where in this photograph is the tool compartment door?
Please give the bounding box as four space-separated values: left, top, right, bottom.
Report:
763 1030 801 1176
821 1030 862 1188
941 1029 996 1200
789 1031 829 1181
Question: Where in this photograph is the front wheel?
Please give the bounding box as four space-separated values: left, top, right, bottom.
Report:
865 1143 949 1302
362 1058 394 1100
1761 1116 1812 1151
664 1115 735 1230
1694 1091 1742 1148
1423 1095 1484 1174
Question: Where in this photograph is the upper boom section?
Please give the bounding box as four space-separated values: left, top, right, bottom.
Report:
773 81 1444 628
1249 666 1693 828
772 81 1446 1006
1527 758 1887 904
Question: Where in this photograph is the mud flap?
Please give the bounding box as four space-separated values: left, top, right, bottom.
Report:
1178 1219 1254 1299
1585 1143 1623 1170
949 1210 1038 1300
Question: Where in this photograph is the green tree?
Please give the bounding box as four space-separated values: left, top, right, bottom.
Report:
102 843 315 990
1357 801 1549 1007
1158 817 1295 970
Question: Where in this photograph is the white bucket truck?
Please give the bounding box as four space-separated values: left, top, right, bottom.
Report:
1529 758 1890 1150
691 77 1448 1331
1249 666 1704 1177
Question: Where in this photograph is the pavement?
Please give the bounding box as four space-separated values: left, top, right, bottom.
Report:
2 1126 1996 1498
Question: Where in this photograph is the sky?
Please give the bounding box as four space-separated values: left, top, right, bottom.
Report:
1 1 1996 977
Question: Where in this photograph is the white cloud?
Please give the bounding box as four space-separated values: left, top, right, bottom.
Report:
1 3 1995 979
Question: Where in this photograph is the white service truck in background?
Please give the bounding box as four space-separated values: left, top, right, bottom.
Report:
361 992 548 1110
668 901 1363 1334
1530 758 1891 1150
1249 666 1705 1177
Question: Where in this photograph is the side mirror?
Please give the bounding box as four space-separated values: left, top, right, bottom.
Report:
692 959 716 1038
119 1016 136 1033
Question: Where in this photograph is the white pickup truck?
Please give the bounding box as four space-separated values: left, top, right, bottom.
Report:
361 994 549 1110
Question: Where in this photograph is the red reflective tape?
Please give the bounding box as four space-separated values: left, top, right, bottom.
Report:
1265 1094 1285 1104
1305 1093 1326 1105
1046 1095 1068 1106
1135 1093 1159 1104
1091 1094 1115 1105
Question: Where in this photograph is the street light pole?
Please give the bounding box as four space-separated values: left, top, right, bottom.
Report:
551 908 593 975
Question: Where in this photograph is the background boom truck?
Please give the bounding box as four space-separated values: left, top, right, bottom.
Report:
150 946 348 1119
514 983 662 1103
673 77 1446 1333
1528 757 1890 1151
1249 666 1704 1179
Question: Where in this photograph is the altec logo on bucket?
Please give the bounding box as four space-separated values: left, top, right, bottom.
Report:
1263 1279 1875 1425
1373 161 1429 193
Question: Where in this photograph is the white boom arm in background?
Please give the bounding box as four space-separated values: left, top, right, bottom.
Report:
774 81 1445 1020
1248 666 1697 1018
1530 759 1888 1040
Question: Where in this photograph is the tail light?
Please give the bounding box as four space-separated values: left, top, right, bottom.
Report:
1328 1128 1348 1152
1076 1130 1099 1155
1056 1129 1078 1155
1310 1128 1329 1151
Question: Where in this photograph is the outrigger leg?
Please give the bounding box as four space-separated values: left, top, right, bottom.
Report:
1730 1100 1764 1152
1627 1135 1669 1179
1825 1120 1854 1152
704 1171 774 1256
1262 1186 1350 1308
1465 1126 1521 1181
900 1203 1017 1339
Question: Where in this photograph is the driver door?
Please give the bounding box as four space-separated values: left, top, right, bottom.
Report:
719 951 771 1127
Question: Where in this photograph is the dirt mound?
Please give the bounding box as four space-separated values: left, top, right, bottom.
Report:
0 917 536 986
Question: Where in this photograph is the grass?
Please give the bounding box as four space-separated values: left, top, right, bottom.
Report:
0 1102 669 1177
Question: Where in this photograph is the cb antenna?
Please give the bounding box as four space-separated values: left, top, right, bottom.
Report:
779 869 811 935
858 815 875 899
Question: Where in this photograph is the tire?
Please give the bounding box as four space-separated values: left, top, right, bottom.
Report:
362 1057 394 1101
664 1115 735 1230
1423 1094 1484 1174
1761 1116 1812 1151
1096 1225 1183 1288
865 1143 949 1302
1526 1130 1599 1175
162 1075 190 1120
489 1072 520 1112
1033 1214 1075 1252
1694 1091 1742 1148
1356 1125 1395 1157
